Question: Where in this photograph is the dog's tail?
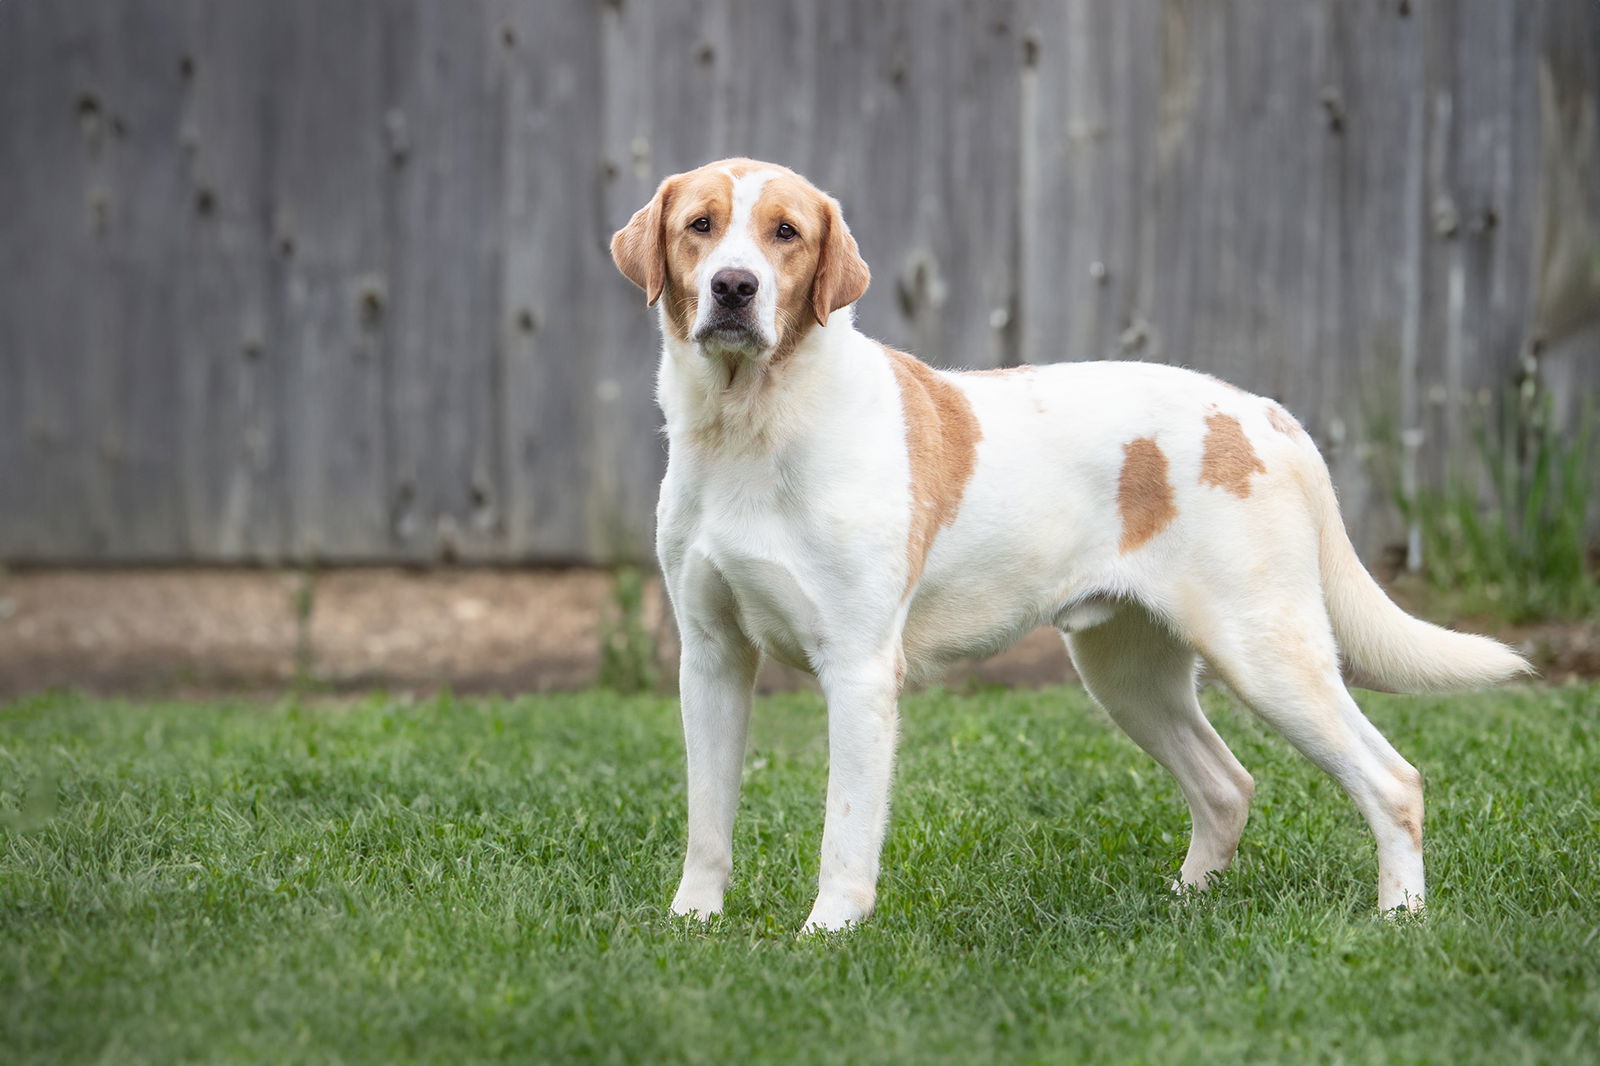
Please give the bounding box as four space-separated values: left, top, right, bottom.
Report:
1308 457 1533 693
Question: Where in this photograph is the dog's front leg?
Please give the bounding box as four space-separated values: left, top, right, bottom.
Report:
803 660 900 933
671 633 760 920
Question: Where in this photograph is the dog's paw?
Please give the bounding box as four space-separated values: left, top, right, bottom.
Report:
669 900 721 922
1379 896 1427 922
670 880 725 921
800 891 872 934
1378 880 1426 917
1171 866 1227 896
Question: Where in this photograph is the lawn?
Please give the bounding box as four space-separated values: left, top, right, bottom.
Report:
2 682 1597 1065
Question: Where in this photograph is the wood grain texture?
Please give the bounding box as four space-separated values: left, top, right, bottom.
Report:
0 0 1594 564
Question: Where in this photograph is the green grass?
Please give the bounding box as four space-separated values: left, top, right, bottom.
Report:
3 684 1598 1065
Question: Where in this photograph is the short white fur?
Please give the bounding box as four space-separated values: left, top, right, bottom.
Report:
614 159 1532 935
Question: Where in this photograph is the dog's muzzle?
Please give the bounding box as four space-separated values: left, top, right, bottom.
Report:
693 268 766 349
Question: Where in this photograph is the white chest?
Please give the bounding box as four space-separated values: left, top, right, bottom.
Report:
685 499 827 671
663 454 905 675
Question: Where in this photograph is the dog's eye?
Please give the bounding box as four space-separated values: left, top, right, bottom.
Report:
690 217 711 233
776 222 797 241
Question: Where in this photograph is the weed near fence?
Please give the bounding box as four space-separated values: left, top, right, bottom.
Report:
1395 384 1598 623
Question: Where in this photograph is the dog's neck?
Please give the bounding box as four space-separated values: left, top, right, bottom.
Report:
656 308 867 457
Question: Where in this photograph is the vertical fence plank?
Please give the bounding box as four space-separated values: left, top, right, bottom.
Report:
0 0 94 557
378 2 505 562
88 4 192 558
492 0 610 562
1316 0 1429 557
268 0 393 561
173 0 292 560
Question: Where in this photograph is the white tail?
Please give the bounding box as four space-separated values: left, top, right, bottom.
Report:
1309 463 1534 693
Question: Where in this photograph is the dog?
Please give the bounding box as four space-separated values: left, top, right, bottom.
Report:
610 158 1529 932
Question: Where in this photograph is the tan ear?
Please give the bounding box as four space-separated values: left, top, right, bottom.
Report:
610 178 674 306
809 197 871 326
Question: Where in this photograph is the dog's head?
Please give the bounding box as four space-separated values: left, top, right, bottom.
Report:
611 159 870 360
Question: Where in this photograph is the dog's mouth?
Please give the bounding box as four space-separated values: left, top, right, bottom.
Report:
692 313 769 353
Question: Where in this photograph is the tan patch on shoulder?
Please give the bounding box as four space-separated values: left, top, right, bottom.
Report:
885 346 982 593
1200 412 1267 498
1265 401 1308 439
1117 437 1178 553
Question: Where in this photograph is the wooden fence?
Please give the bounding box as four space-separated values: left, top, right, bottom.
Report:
2 0 1597 564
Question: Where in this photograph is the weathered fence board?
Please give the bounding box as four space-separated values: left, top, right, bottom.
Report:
268 0 393 560
1 0 1596 564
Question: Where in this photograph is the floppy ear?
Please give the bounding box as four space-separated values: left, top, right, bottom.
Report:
610 178 674 306
809 197 871 326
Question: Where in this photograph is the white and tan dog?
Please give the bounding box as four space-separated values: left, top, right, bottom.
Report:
611 158 1528 932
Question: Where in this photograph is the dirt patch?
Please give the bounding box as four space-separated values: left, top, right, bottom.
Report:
0 568 1076 698
1 567 1590 700
308 568 620 693
0 570 303 694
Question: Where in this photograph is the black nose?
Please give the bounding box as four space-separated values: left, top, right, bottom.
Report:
710 269 759 309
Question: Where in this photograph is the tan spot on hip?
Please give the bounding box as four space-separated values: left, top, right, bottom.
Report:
885 346 982 594
1200 412 1267 498
1266 401 1308 439
1117 437 1178 553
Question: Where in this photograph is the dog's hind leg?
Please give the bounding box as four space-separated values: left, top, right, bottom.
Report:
1066 605 1255 890
1180 590 1427 912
